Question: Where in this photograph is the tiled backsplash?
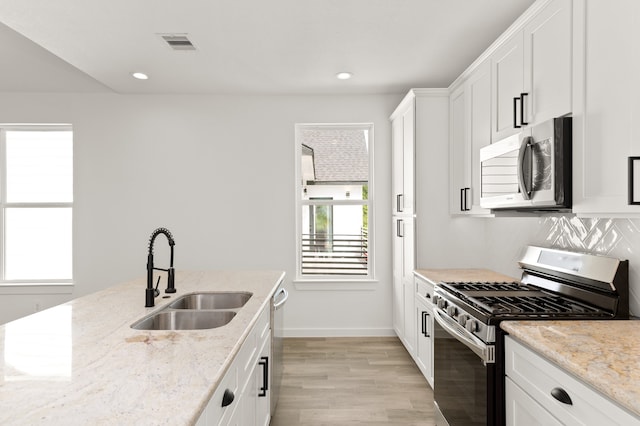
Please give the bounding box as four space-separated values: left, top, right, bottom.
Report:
531 215 640 316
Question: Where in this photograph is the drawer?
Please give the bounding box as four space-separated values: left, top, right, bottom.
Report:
415 276 434 305
505 337 640 425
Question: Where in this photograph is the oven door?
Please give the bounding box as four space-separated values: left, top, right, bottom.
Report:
433 309 496 426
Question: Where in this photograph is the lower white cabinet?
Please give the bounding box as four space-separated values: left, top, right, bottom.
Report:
414 296 433 388
196 304 271 426
412 274 435 388
505 336 640 426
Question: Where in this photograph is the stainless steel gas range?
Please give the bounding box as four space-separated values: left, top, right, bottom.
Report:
432 246 629 426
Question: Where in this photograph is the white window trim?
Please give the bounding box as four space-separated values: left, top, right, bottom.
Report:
0 124 74 288
294 123 375 285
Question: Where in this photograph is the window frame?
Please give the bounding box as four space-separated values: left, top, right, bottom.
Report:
294 123 375 284
0 125 73 288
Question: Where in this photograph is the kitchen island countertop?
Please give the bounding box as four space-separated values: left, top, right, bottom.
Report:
502 320 640 417
0 270 285 425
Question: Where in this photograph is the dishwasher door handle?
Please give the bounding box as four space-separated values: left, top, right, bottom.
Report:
273 287 289 310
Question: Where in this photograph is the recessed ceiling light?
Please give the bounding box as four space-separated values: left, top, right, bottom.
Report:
132 72 149 80
336 72 353 80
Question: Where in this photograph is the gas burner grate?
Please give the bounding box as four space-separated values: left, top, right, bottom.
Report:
472 295 603 316
441 281 523 293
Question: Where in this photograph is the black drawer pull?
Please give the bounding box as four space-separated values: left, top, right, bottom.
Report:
551 387 572 405
221 389 235 407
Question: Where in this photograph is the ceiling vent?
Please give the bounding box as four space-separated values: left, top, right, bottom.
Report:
159 34 196 51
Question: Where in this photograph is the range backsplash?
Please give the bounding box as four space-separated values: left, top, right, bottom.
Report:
530 215 640 316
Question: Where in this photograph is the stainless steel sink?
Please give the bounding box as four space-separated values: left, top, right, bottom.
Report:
167 292 252 310
131 310 236 330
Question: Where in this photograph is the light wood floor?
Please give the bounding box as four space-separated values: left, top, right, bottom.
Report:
270 337 435 426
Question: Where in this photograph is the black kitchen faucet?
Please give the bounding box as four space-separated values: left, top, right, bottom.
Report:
145 227 176 307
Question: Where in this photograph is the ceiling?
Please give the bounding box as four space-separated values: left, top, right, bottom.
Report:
0 0 535 95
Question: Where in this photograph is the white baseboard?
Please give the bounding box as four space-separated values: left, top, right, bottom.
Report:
283 327 397 337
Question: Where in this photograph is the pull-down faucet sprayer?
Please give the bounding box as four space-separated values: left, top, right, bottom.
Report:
146 227 176 307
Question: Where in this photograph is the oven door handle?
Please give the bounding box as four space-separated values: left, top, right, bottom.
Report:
434 308 495 364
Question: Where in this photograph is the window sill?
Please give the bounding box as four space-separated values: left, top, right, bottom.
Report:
0 283 74 295
294 279 378 291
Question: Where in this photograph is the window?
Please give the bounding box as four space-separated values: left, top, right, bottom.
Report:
295 124 373 280
0 126 73 284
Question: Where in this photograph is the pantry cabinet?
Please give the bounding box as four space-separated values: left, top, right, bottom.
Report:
491 0 572 142
505 336 640 425
390 90 448 363
572 0 640 216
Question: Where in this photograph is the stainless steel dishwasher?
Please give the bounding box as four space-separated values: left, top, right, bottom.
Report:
270 285 288 416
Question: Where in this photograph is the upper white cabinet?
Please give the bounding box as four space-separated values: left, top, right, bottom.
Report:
491 0 572 142
491 32 525 142
450 60 493 215
392 100 415 215
572 0 640 216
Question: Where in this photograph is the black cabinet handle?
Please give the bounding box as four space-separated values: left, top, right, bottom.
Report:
520 93 529 126
258 356 269 397
421 311 430 337
221 389 235 407
396 219 403 238
460 188 470 212
426 293 431 299
396 194 403 213
551 387 572 405
513 96 521 128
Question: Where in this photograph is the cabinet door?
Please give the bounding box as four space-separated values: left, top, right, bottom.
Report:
403 277 416 355
255 339 271 426
415 298 433 388
391 116 404 214
401 219 416 354
523 0 572 125
573 0 640 215
391 102 415 215
466 60 492 214
491 32 524 142
402 104 415 214
449 84 469 214
392 219 404 338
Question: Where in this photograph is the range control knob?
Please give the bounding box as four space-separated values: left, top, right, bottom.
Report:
432 295 440 306
465 319 479 333
457 314 468 327
446 305 458 317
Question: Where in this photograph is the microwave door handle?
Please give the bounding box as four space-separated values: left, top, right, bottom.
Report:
517 136 533 200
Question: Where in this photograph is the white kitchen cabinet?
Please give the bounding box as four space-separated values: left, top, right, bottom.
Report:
414 275 434 388
449 60 492 215
449 84 469 214
505 336 640 426
393 217 415 353
196 304 271 426
491 0 572 142
572 0 640 216
391 98 415 216
391 89 448 357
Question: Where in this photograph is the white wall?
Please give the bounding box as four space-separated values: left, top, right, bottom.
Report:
0 92 403 334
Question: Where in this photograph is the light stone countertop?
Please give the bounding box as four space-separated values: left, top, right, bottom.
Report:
501 320 640 417
0 270 285 425
414 268 518 284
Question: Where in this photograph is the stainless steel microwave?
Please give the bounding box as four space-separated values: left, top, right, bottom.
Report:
480 117 571 211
